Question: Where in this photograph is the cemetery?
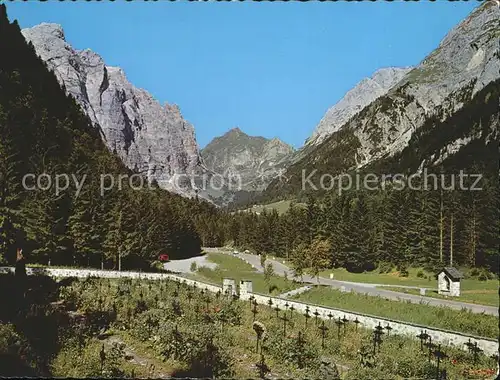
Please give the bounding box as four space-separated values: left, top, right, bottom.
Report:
0 268 497 379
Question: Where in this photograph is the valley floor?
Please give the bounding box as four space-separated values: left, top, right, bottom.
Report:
207 249 498 315
186 250 498 339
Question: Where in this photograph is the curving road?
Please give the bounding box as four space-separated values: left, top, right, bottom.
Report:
213 249 498 316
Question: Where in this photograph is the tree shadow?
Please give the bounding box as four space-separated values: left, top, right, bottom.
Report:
0 272 67 377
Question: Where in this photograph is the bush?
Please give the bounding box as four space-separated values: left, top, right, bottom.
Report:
416 270 425 278
398 264 409 278
190 261 198 272
268 284 279 294
52 338 127 378
469 268 480 277
377 262 393 274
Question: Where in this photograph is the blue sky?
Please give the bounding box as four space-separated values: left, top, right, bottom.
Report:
6 1 480 149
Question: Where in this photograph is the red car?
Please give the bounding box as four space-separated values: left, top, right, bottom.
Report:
159 254 170 262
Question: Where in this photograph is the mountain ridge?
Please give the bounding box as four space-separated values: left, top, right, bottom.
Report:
201 128 294 192
262 1 499 201
22 22 206 199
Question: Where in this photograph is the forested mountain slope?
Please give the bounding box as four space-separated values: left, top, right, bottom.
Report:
0 5 217 268
263 1 499 201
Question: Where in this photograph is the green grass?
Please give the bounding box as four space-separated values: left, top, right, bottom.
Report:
189 252 301 295
293 286 499 339
318 267 498 307
381 286 499 308
318 267 437 287
242 200 305 215
59 277 498 380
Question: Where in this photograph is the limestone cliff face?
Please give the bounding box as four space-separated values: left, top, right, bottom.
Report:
22 23 204 197
348 1 500 167
201 128 295 191
308 67 412 146
301 2 499 166
265 2 499 197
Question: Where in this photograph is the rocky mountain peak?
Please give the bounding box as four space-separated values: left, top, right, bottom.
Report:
307 66 412 146
30 22 65 39
22 22 206 198
272 2 499 199
227 127 243 134
201 128 294 191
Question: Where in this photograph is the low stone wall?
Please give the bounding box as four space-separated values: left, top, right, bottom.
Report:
241 291 498 356
2 267 496 356
0 267 222 293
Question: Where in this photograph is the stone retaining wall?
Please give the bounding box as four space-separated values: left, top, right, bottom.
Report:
0 267 222 293
242 291 498 356
1 267 496 356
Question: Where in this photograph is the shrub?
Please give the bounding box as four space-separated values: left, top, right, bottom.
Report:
469 268 480 277
416 270 425 278
268 284 279 294
398 264 409 278
377 262 393 274
190 261 198 272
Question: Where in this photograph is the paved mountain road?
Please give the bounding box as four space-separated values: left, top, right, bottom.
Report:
212 249 498 316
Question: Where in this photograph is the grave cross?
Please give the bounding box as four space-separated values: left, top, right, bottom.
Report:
385 323 393 336
267 298 273 307
256 353 270 379
280 312 290 337
304 306 311 328
433 344 448 380
425 336 436 363
327 312 333 325
204 293 211 311
471 342 483 365
416 330 430 351
318 320 329 349
289 304 295 319
274 304 280 319
296 332 306 369
372 324 384 354
341 315 349 334
464 338 475 354
252 300 259 322
353 317 360 331
253 322 266 353
335 317 343 340
99 344 106 374
314 309 320 325
249 295 255 309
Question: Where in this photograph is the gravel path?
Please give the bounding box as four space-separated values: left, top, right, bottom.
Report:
163 255 217 274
